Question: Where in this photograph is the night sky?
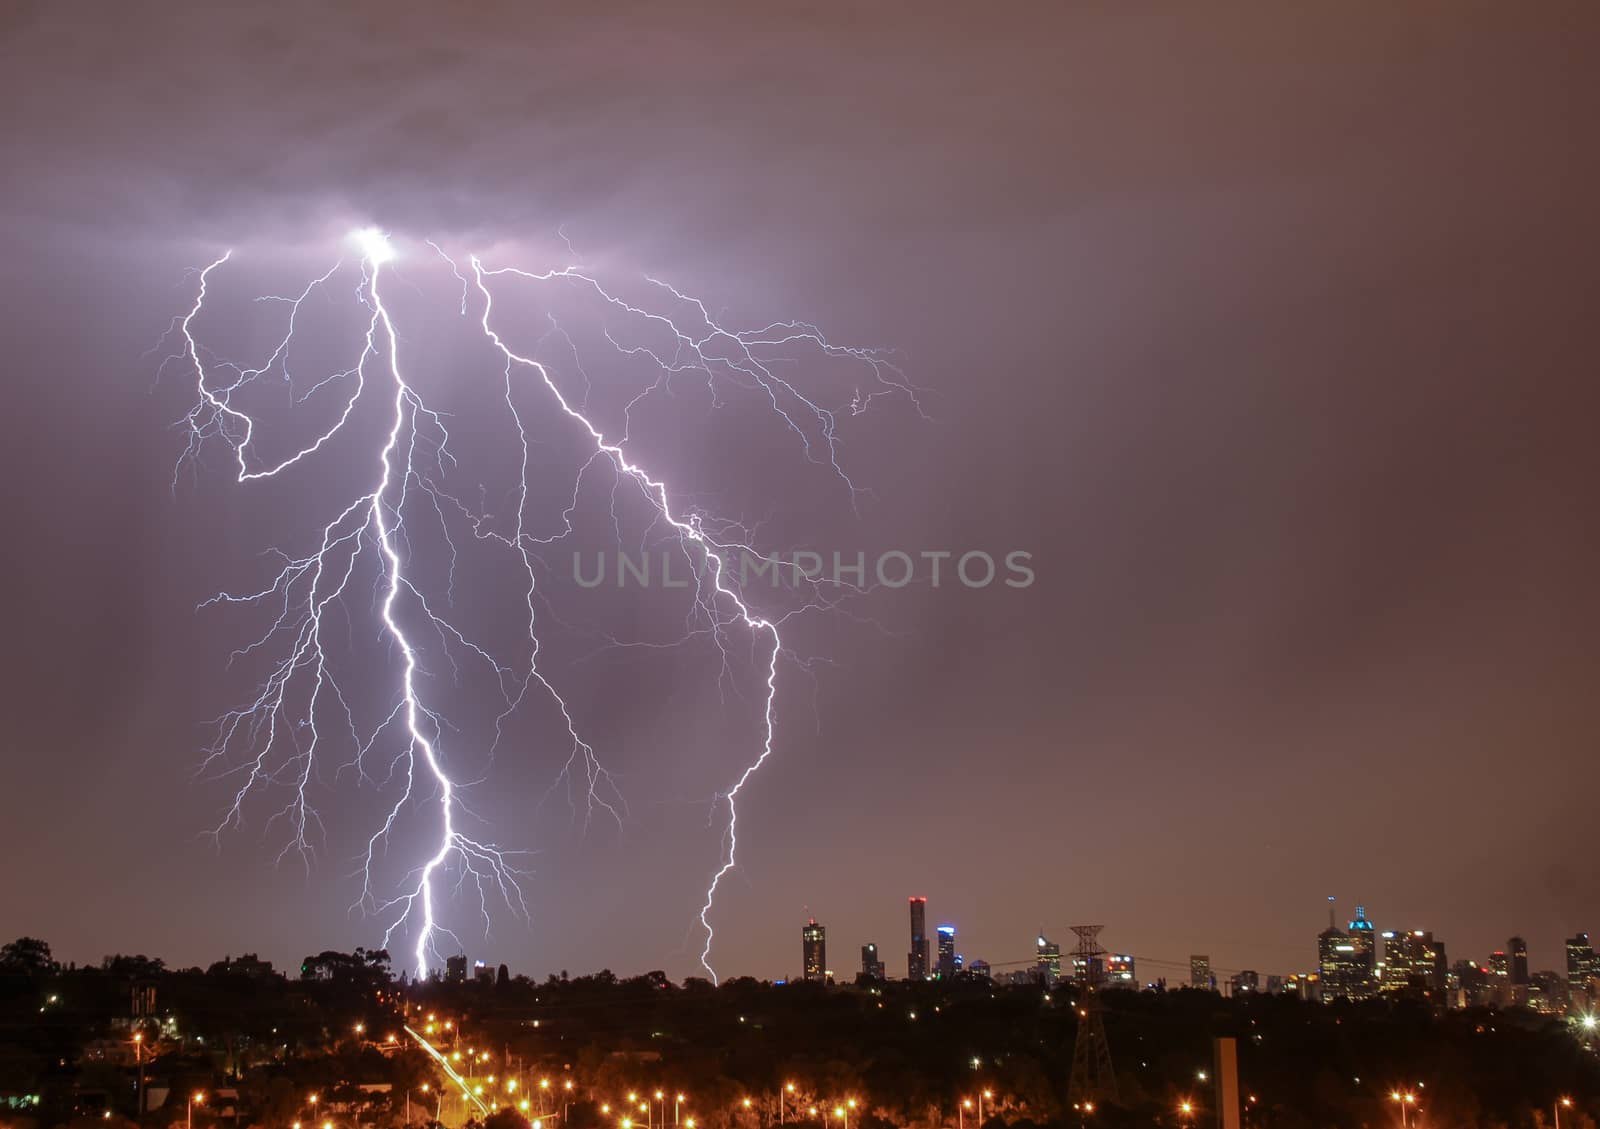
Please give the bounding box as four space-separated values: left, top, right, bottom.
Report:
2 3 1598 984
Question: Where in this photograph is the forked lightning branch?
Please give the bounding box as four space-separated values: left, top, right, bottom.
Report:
164 228 917 982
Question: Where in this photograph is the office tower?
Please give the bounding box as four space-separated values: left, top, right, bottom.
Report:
1453 959 1491 1008
1567 933 1596 981
968 959 992 979
908 897 929 980
802 919 826 982
1190 955 1212 990
1318 911 1351 998
1319 899 1377 1000
1380 931 1445 995
1509 936 1529 985
1531 970 1568 1014
1347 904 1377 979
860 943 885 981
1036 932 1062 986
937 925 957 978
445 954 468 984
1567 933 1598 1004
1229 970 1260 995
1106 954 1136 986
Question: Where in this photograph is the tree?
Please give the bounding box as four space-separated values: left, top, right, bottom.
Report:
483 1110 531 1129
0 937 57 976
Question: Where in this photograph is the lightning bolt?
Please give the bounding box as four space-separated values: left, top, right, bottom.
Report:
166 227 915 981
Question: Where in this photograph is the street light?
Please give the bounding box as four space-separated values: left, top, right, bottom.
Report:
1556 1098 1575 1129
187 1092 205 1129
132 1032 147 1116
676 1093 686 1127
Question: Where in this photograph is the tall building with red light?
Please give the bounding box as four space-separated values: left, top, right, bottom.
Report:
908 897 929 980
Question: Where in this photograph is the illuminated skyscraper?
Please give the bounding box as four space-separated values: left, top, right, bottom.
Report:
1566 933 1597 1002
802 919 826 982
860 943 885 981
1318 899 1377 1000
1036 932 1062 986
1380 930 1446 995
1190 955 1212 990
1106 954 1136 986
1347 904 1377 979
937 925 957 978
908 897 929 980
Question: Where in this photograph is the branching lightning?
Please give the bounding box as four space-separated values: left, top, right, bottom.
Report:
165 227 914 980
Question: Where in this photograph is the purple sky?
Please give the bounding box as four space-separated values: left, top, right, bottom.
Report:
2 3 1598 983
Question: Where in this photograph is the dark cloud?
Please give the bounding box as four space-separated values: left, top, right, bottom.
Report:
2 2 1597 981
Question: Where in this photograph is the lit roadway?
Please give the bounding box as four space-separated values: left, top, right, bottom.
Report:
404 1025 490 1119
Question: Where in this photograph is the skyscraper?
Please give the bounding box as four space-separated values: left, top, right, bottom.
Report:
908 897 929 980
1318 899 1376 1000
1566 933 1597 1002
1509 936 1529 985
1036 932 1062 986
860 943 885 981
1380 930 1446 996
802 919 826 982
1190 955 1212 990
937 925 957 978
1347 904 1377 981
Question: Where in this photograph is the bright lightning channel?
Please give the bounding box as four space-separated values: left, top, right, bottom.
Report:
168 226 915 981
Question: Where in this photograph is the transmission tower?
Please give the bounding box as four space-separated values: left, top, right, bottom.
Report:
1066 925 1119 1106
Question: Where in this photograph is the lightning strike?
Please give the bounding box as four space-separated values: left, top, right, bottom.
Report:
166 227 913 980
